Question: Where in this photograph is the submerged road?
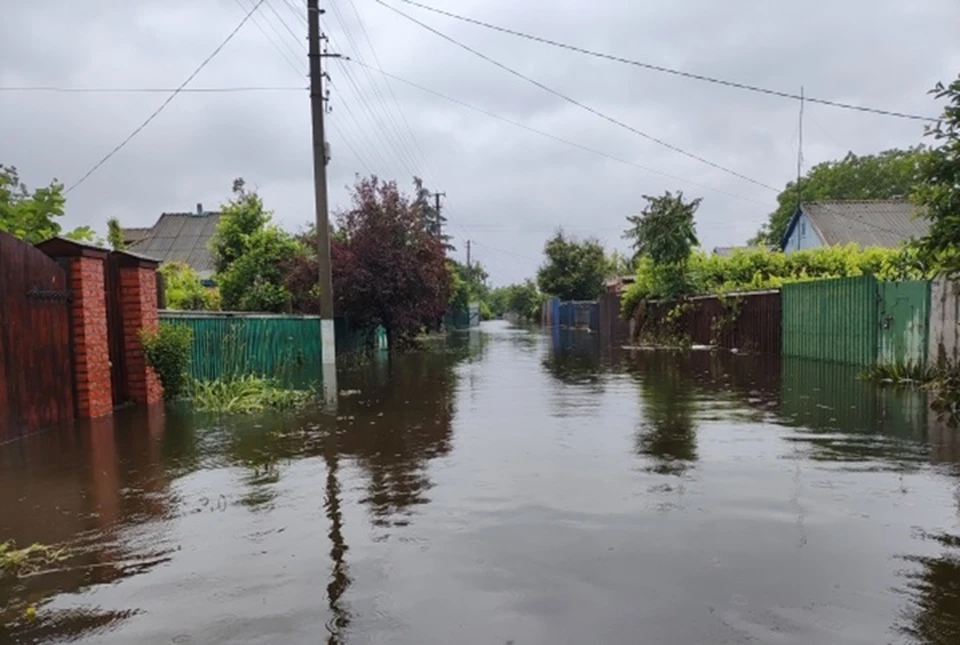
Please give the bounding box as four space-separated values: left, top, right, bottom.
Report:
2 321 959 644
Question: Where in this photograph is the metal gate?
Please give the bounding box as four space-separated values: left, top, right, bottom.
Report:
878 280 930 366
0 232 75 442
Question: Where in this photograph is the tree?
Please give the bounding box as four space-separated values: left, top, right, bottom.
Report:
0 165 92 243
505 279 542 322
159 261 219 310
331 176 451 348
622 191 700 300
753 148 929 245
210 178 299 312
536 230 607 301
107 217 125 250
915 75 960 277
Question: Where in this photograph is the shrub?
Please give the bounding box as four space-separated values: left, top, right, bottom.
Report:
140 323 193 401
622 244 930 317
159 262 219 311
191 375 312 414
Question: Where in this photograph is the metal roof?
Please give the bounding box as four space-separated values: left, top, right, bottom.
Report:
782 199 929 249
128 212 222 278
122 227 152 246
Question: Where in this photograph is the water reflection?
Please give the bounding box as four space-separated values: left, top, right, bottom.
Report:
626 352 699 475
542 330 602 386
898 532 960 645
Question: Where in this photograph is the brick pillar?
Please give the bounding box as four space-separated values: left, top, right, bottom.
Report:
69 256 114 418
118 263 163 405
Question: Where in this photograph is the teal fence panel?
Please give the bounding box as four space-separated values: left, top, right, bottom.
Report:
159 312 322 382
782 275 879 366
878 280 930 366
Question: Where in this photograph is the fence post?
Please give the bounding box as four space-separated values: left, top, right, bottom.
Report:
114 251 163 406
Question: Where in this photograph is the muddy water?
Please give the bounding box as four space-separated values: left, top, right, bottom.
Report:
2 321 959 644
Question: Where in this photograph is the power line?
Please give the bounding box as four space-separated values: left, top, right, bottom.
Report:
345 0 442 187
375 0 778 193
236 0 304 75
0 86 305 93
346 59 769 206
66 0 267 193
389 0 938 123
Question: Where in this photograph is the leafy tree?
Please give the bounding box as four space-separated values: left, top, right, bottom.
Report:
915 75 960 277
331 176 451 348
107 217 125 250
505 279 542 322
624 191 700 299
210 178 299 312
0 165 93 243
448 259 489 315
753 148 929 245
536 230 607 301
159 261 219 310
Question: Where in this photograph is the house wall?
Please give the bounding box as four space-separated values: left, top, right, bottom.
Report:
783 212 823 253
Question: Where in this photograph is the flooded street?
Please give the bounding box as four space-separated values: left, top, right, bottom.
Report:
2 321 960 644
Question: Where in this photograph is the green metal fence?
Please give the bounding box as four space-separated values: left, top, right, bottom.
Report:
782 276 932 367
159 312 323 382
782 275 879 366
877 280 930 366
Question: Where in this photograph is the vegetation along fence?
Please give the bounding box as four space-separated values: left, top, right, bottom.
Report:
782 275 930 367
160 311 323 382
632 289 781 354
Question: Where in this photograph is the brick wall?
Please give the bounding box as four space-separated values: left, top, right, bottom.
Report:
120 266 163 405
69 256 113 418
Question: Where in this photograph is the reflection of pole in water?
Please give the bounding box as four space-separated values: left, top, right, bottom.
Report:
324 440 350 644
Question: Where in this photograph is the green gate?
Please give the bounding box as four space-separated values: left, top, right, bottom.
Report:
877 280 930 366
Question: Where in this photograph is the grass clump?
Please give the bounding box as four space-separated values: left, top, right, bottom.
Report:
860 360 937 386
0 541 65 576
191 375 312 414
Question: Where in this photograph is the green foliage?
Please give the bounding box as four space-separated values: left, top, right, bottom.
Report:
537 230 607 301
140 323 194 401
606 249 635 278
211 178 300 312
621 244 928 316
107 217 125 250
0 540 65 575
915 75 960 277
159 262 219 311
753 147 929 244
488 281 542 322
0 165 66 243
624 190 700 265
860 360 937 386
448 260 489 314
191 375 311 414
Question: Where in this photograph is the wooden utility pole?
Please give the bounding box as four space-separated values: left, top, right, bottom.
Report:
308 0 337 368
466 239 471 268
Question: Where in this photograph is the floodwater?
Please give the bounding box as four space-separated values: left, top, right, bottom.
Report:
2 322 960 645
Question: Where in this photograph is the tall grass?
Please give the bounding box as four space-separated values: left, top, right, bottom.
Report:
190 375 313 414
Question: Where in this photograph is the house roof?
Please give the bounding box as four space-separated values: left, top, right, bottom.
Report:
127 212 222 278
122 227 152 246
781 199 929 249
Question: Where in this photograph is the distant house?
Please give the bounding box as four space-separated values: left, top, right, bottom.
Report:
780 199 929 253
124 204 222 279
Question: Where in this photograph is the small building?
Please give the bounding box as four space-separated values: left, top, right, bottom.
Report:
604 275 636 295
124 204 222 279
780 199 929 253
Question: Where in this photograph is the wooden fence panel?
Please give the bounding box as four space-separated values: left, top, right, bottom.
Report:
0 232 75 442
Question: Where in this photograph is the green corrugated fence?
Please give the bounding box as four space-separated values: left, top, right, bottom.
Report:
782 275 931 367
159 312 322 382
782 275 879 366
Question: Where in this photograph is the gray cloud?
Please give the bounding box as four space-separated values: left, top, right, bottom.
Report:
1 0 957 285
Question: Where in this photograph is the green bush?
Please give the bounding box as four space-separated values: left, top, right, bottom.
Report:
622 244 929 316
191 375 312 414
140 323 193 401
159 262 219 311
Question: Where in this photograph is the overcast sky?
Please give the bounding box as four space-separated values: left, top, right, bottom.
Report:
2 0 959 285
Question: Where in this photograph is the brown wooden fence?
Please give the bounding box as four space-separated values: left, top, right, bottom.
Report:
0 232 75 443
597 292 630 346
632 289 781 354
